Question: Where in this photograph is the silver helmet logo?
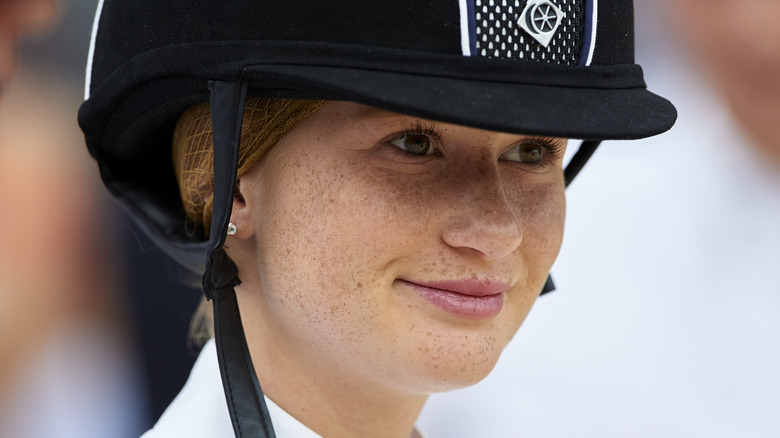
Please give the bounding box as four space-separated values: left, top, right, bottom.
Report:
519 0 565 48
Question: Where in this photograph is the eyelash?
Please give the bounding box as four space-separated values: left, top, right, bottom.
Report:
513 136 566 167
390 122 443 151
387 124 564 166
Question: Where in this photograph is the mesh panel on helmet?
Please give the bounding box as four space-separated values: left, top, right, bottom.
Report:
474 0 584 65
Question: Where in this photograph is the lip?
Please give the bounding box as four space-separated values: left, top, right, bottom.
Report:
397 279 508 319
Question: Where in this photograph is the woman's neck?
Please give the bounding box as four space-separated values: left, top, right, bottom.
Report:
238 292 428 438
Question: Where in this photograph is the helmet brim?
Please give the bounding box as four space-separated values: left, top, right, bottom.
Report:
244 62 676 141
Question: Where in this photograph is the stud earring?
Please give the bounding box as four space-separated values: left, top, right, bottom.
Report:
227 222 237 236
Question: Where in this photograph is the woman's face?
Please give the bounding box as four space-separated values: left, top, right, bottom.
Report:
230 101 566 395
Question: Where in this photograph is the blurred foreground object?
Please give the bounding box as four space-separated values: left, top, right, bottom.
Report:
0 0 57 88
0 68 146 438
672 0 780 168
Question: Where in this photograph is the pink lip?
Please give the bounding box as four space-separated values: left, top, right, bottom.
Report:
398 279 508 319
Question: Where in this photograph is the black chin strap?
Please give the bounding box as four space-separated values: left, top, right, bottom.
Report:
564 140 601 187
204 80 276 438
540 139 601 295
212 276 276 438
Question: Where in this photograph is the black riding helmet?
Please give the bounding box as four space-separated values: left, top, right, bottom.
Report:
79 1 675 436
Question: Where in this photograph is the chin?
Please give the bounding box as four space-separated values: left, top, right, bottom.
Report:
409 351 504 394
391 321 514 395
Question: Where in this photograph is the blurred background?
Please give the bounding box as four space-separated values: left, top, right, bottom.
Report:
0 1 200 437
1 0 778 437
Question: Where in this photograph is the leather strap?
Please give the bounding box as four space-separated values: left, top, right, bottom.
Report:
213 286 276 438
205 80 277 438
565 140 601 187
541 139 602 295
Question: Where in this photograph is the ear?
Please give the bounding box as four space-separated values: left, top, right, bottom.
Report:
226 179 255 239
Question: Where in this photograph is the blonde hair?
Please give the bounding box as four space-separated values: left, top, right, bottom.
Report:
172 97 326 345
173 97 326 234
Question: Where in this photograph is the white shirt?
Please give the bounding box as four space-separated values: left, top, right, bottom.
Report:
142 340 427 438
141 340 320 438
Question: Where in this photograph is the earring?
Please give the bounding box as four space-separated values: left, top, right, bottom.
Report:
227 222 237 236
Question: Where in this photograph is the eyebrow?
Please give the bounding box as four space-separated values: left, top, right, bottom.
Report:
342 102 568 145
338 101 425 123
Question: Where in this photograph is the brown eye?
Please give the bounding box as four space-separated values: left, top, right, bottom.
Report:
391 133 432 155
503 143 543 163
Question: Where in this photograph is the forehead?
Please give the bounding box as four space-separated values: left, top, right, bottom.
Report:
323 101 403 120
304 101 441 138
314 101 563 142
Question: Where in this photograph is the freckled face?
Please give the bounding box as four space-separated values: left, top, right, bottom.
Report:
235 101 566 394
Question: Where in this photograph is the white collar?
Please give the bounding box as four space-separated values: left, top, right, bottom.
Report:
144 339 425 438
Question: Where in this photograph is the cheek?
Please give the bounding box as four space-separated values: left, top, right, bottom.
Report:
526 184 566 253
504 173 567 257
504 179 566 301
253 153 407 334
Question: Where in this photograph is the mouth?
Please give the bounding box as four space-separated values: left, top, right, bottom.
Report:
396 279 508 320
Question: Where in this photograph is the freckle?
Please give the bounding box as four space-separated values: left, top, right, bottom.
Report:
426 331 432 336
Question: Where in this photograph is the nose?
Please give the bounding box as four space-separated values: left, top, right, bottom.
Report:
440 167 523 260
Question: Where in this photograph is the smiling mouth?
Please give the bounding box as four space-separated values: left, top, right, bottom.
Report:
396 279 507 319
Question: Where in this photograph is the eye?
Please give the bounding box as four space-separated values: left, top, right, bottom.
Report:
390 133 434 155
502 142 544 163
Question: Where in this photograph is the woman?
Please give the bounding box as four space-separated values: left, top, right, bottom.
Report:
78 0 676 436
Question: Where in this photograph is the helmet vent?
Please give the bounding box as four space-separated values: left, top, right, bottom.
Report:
474 0 585 65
